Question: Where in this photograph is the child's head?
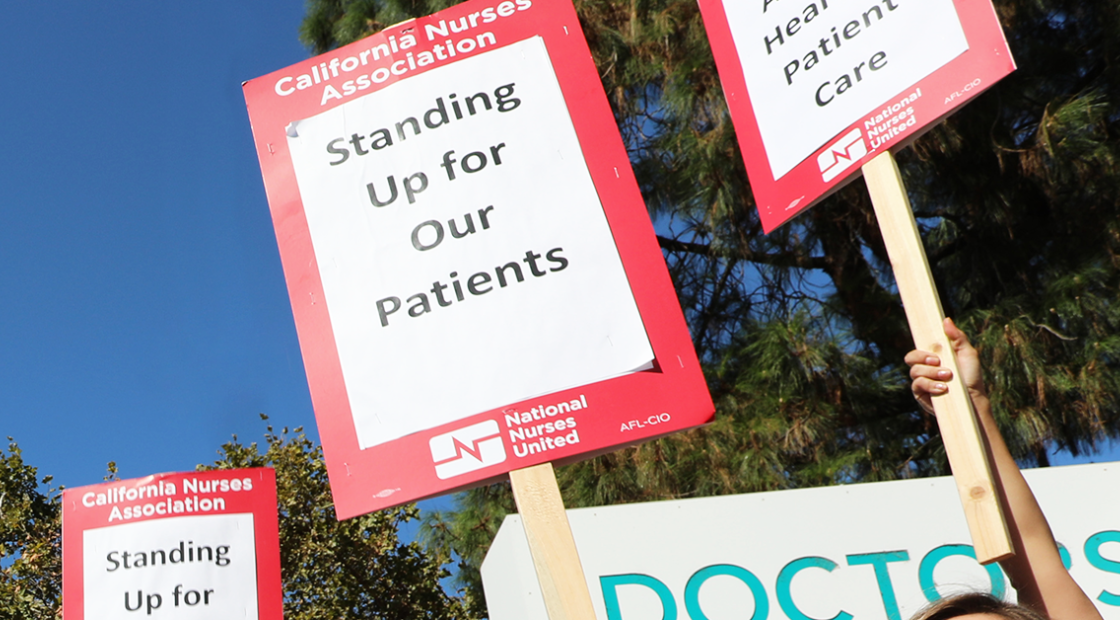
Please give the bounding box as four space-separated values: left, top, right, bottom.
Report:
910 593 1047 620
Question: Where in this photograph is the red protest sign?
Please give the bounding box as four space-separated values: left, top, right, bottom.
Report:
61 468 282 619
697 0 1015 232
243 0 713 519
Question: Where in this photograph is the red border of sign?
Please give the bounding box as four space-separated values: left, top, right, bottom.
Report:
243 0 713 519
697 0 1015 232
61 468 283 619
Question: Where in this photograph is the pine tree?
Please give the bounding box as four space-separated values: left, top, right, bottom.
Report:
298 0 1120 608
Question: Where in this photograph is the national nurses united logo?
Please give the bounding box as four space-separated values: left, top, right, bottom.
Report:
817 128 867 183
429 419 507 479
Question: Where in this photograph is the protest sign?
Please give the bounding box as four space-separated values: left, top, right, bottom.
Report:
483 462 1120 620
697 0 1015 232
697 0 1018 561
62 468 282 619
243 0 712 520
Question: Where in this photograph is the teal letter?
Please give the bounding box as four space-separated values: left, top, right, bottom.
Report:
847 551 909 620
601 574 677 620
776 557 853 620
1085 531 1120 606
918 544 1005 602
684 564 768 620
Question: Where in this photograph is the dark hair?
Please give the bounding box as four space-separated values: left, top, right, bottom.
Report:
910 593 1048 620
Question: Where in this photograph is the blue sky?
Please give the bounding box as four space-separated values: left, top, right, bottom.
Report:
1 0 1113 504
1 1 316 488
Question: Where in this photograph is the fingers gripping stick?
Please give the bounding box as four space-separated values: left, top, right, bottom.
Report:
862 151 1013 564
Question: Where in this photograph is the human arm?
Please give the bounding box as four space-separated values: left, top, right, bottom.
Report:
905 318 1103 620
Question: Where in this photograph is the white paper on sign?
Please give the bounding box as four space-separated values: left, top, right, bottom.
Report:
723 0 968 179
82 514 258 618
286 37 654 449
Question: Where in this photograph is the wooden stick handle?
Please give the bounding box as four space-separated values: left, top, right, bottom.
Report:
863 151 1013 564
509 463 597 620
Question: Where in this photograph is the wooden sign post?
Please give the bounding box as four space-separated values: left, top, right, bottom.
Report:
863 152 1013 563
510 464 597 620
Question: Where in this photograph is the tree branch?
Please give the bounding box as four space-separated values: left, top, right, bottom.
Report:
657 235 828 270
